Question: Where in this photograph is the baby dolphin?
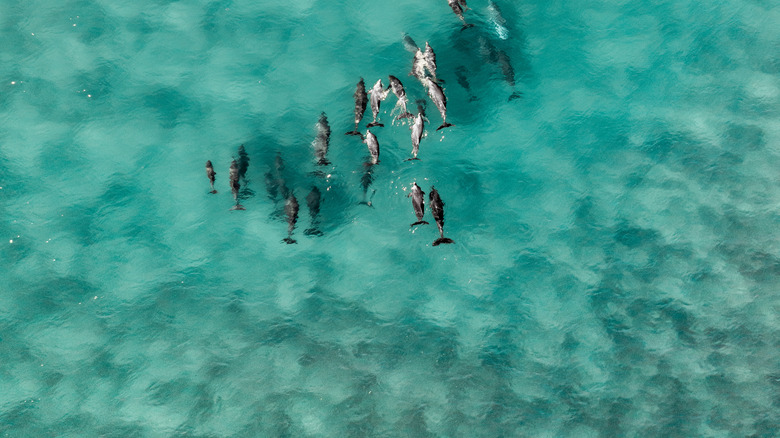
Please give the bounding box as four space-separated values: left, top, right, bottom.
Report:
283 193 299 244
304 186 323 236
205 160 217 194
313 112 331 165
363 129 380 164
423 42 439 83
408 182 429 227
424 78 454 130
367 79 390 128
359 163 376 207
346 78 367 136
387 75 414 120
237 144 250 181
402 33 419 53
407 112 425 160
429 187 454 245
229 160 246 210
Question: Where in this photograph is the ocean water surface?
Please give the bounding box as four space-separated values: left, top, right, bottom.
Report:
1 0 779 436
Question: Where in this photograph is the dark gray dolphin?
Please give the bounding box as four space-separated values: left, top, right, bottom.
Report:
402 33 419 53
283 193 299 244
304 186 323 236
387 75 414 120
313 112 331 165
229 160 245 210
359 163 376 207
429 187 454 245
424 78 454 130
237 144 249 181
346 78 367 136
367 79 390 128
447 0 474 29
363 129 380 164
423 42 438 83
206 160 217 194
408 182 429 227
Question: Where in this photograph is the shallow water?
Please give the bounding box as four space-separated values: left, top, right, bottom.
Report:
1 0 779 436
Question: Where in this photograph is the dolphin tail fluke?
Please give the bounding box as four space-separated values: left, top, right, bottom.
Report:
358 201 373 207
404 157 421 162
410 221 429 227
461 23 475 31
283 237 297 244
230 204 246 211
345 130 362 136
304 228 323 236
432 237 455 246
317 158 331 166
209 190 218 194
508 91 523 101
366 122 384 128
396 112 414 120
436 122 454 131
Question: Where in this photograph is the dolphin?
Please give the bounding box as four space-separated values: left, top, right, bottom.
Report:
408 182 429 227
367 79 390 128
402 33 419 53
359 163 376 207
412 49 428 85
304 186 323 236
387 75 414 120
205 160 217 194
488 0 509 40
346 78 367 136
237 144 250 181
229 160 246 210
313 112 331 165
363 129 380 164
429 187 454 245
423 42 439 83
447 0 474 29
424 78 454 130
407 112 425 160
283 193 299 244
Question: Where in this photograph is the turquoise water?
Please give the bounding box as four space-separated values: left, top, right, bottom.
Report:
2 0 779 436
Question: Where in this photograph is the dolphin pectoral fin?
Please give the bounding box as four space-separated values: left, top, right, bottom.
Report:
410 221 429 227
436 122 454 131
432 237 455 246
